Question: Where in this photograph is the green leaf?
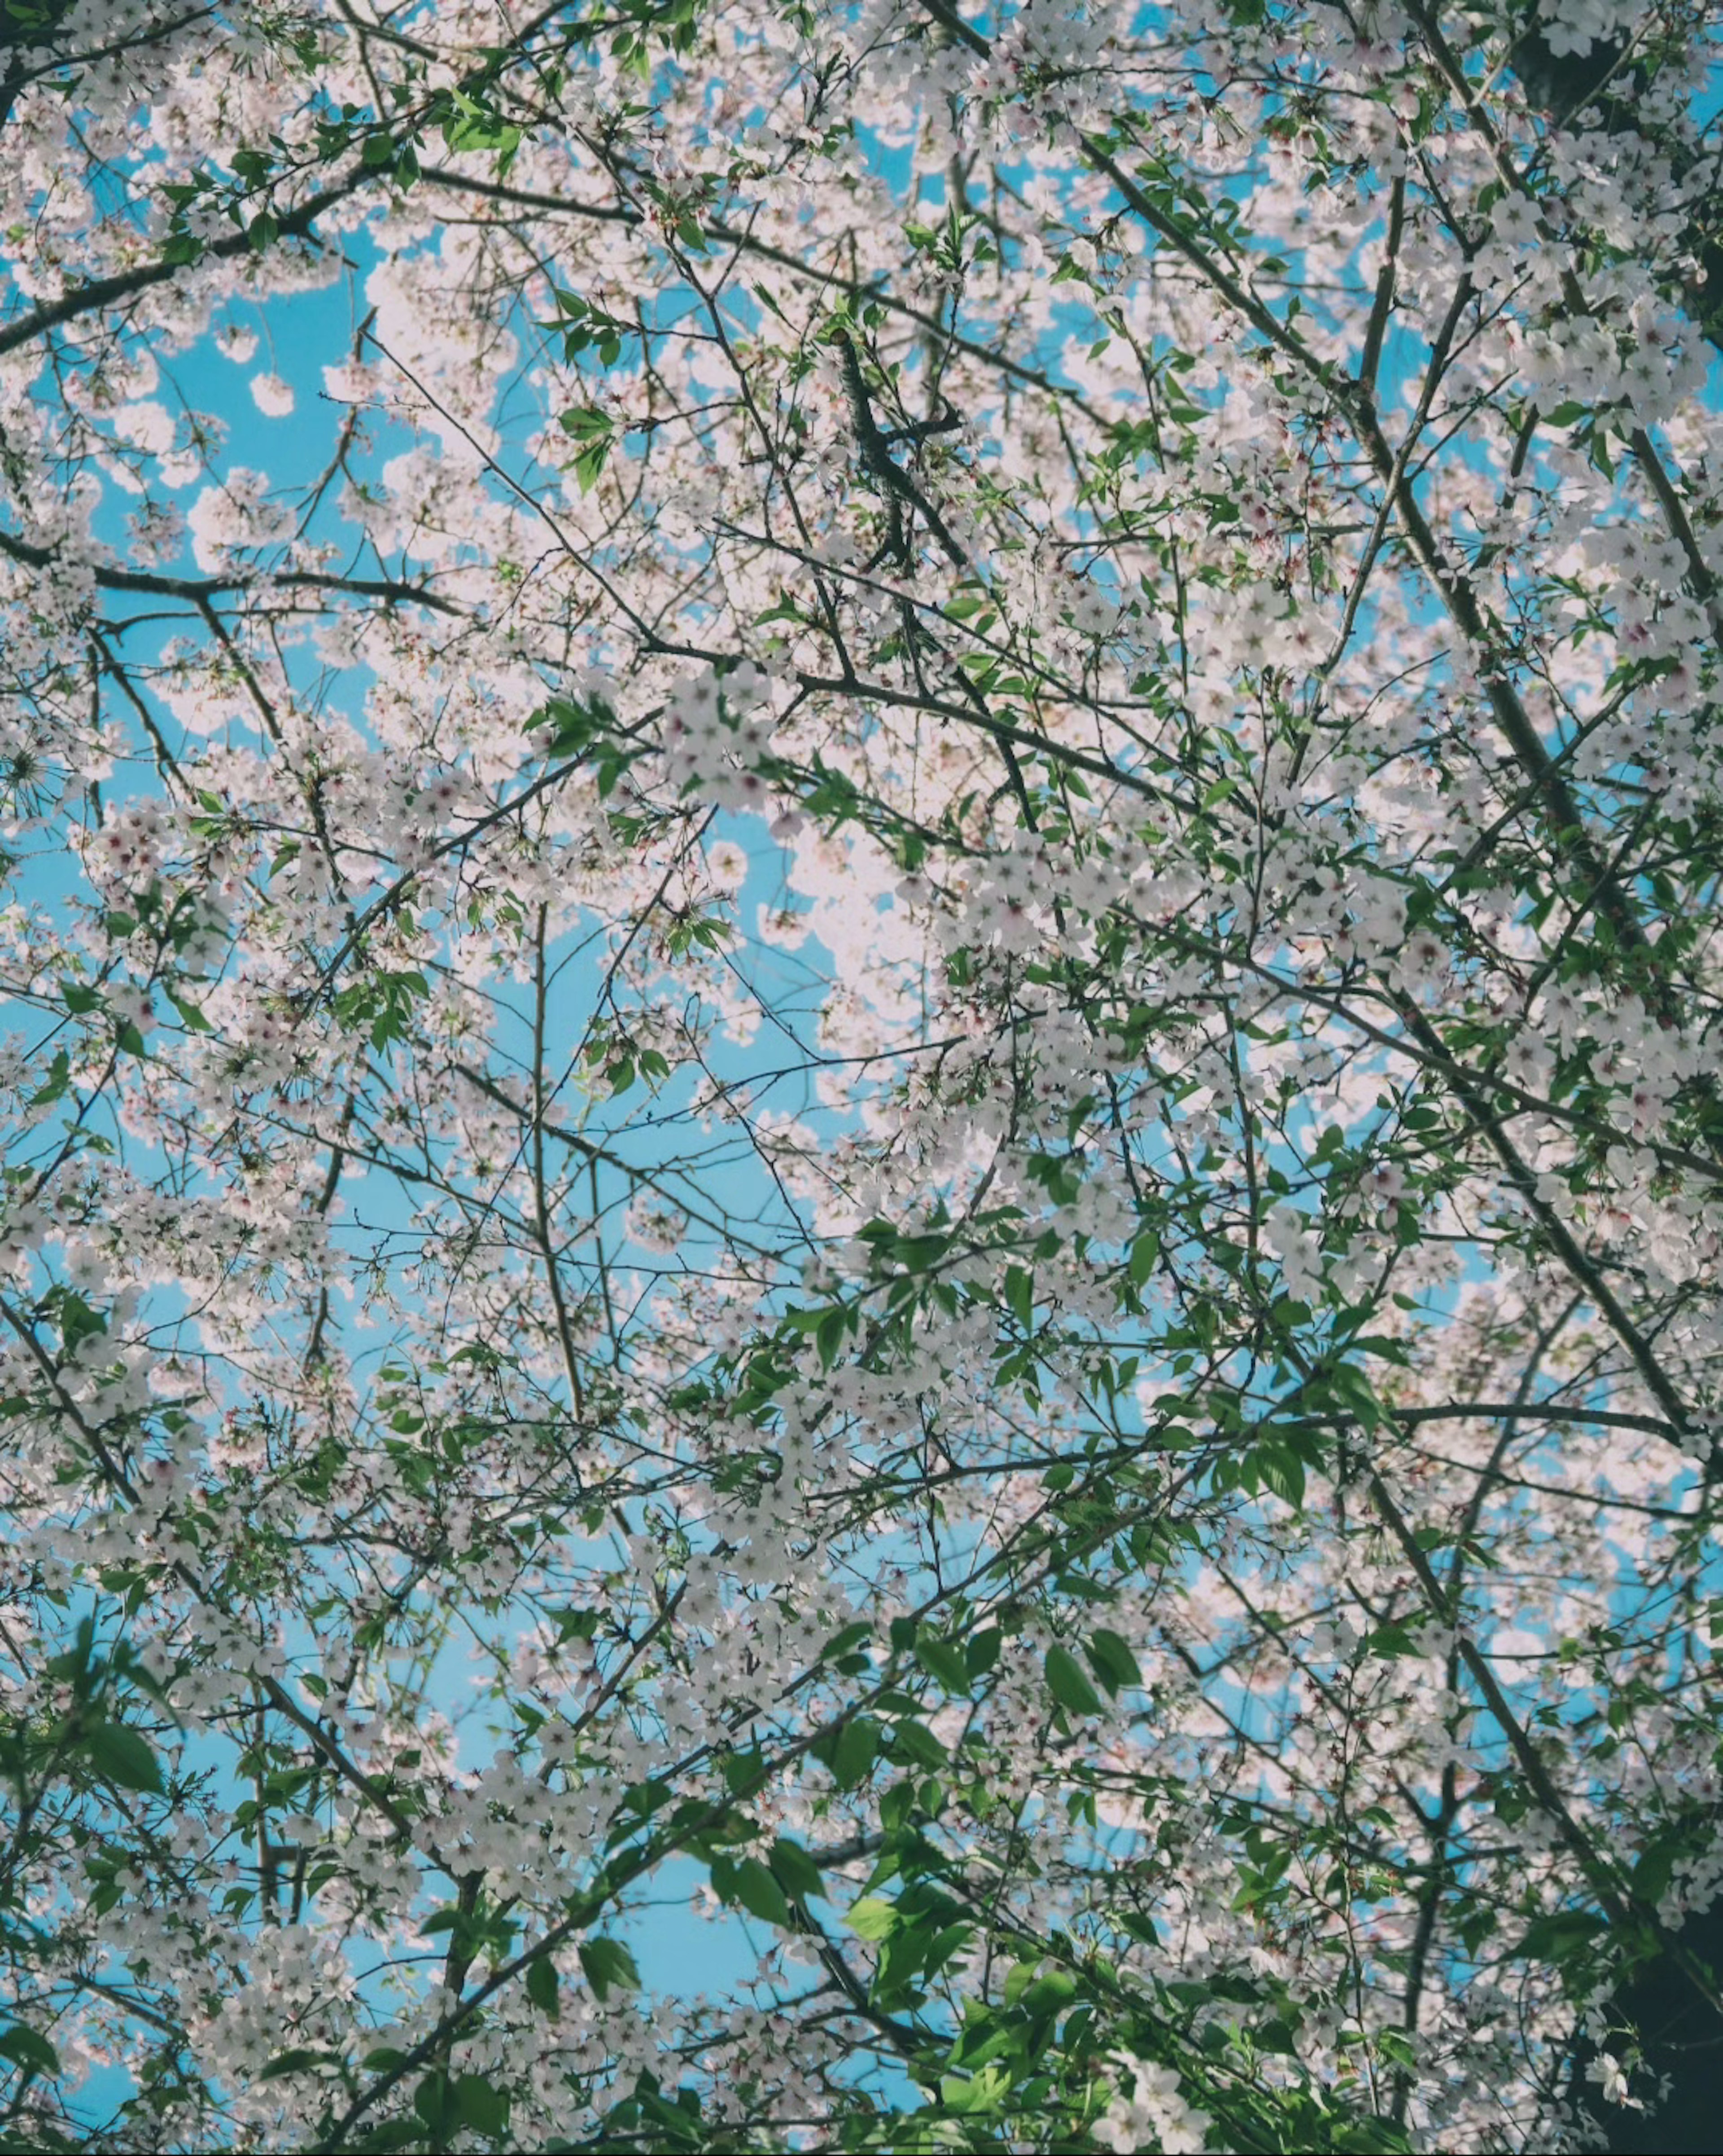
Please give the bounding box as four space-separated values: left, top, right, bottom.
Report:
815 1304 848 1368
890 1716 947 1770
1351 1333 1412 1365
452 2073 509 2135
166 986 214 1034
914 1634 971 1695
525 1954 560 2016
846 1895 898 1940
559 404 616 493
831 1716 880 1787
1128 1230 1160 1285
1256 1443 1306 1510
259 2047 343 2081
1086 1628 1142 1694
413 2074 452 2134
1589 426 1615 478
821 1622 872 1663
28 1051 69 1108
1002 1960 1039 2008
1518 1908 1607 1962
1324 1361 1384 1431
81 1721 164 1795
573 435 610 491
60 980 100 1015
1044 1645 1103 1717
578 1936 640 2002
1020 1968 1077 2014
559 403 614 441
730 1857 790 1928
0 2026 60 2080
768 1837 827 1903
55 1293 106 1354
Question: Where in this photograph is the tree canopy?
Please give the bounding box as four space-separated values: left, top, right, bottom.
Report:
1 0 1722 2149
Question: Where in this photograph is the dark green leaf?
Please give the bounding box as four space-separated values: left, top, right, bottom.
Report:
452 2073 509 2135
730 1857 790 1928
1519 1909 1607 1961
525 1954 560 2016
28 1052 69 1108
259 2047 343 2082
166 986 214 1034
914 1634 971 1694
1044 1645 1103 1717
413 2074 451 2133
966 1628 1001 1678
768 1837 827 1903
832 1716 880 1787
1086 1628 1142 1694
1257 1444 1306 1509
890 1717 947 1770
0 2026 59 2080
81 1721 164 1795
578 1936 640 2002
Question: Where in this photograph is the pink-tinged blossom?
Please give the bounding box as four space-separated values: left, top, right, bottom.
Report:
249 371 295 417
0 4 1719 2150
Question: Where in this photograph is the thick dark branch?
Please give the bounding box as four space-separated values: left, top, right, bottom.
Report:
0 175 363 361
0 523 464 615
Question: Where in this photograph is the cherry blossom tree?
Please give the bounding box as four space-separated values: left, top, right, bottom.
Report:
1 0 1722 2149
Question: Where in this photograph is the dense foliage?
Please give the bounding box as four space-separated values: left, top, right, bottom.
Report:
2 0 1723 2147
